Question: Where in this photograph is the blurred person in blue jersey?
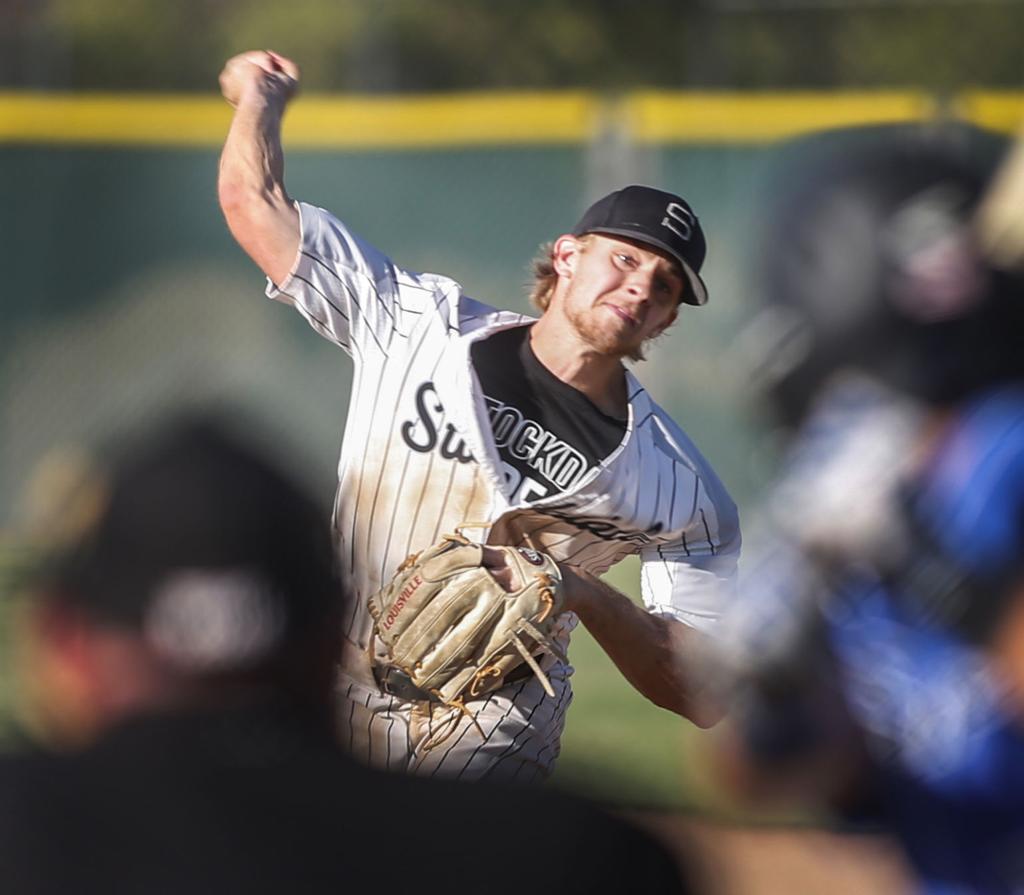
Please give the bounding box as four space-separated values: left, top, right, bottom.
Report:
0 413 692 895
708 126 1024 894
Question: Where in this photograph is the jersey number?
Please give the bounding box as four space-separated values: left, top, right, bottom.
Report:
503 462 549 504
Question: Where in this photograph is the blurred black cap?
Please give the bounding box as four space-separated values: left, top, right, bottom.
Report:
573 185 709 306
47 415 343 673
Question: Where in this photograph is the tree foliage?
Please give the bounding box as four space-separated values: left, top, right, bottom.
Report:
3 0 1022 91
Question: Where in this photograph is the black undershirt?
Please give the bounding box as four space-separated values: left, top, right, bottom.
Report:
471 325 627 504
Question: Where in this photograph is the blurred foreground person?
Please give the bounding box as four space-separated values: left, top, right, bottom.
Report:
0 416 691 895
711 128 1024 894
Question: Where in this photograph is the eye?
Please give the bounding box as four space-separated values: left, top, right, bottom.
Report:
614 251 637 268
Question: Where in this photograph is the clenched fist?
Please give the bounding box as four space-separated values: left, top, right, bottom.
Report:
219 50 300 109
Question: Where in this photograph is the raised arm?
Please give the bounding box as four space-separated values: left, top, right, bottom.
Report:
218 50 301 285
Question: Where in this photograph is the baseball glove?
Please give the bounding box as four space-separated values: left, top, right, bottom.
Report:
367 532 568 713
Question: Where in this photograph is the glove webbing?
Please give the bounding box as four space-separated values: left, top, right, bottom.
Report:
371 532 567 742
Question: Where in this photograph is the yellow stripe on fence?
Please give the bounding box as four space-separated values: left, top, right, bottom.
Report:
625 91 936 143
288 93 599 147
0 94 234 147
0 90 1020 148
0 92 599 148
954 92 1024 135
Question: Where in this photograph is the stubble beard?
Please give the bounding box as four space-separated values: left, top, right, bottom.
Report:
563 301 644 362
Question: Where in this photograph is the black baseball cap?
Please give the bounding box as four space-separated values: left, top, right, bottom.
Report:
45 415 343 674
572 185 709 306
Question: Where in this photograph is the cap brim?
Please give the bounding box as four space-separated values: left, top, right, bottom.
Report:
581 227 709 307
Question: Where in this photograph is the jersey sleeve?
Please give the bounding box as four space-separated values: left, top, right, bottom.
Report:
265 201 451 359
639 476 741 633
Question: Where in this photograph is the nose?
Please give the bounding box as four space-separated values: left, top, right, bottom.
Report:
624 268 655 302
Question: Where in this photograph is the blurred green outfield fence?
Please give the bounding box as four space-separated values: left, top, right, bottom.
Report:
3 88 1021 521
0 90 1016 804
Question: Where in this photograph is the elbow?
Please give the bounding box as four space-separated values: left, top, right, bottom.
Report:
217 175 256 229
651 687 725 729
646 618 725 726
686 699 726 730
651 634 726 727
217 161 278 226
216 178 299 284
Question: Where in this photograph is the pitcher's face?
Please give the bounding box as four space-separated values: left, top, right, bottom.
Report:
554 234 682 358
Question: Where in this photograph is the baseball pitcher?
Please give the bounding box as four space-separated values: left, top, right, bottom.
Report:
217 50 740 782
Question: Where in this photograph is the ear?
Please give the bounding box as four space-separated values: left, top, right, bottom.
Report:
551 235 583 279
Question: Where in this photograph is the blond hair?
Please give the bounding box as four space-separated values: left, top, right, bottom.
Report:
529 240 557 313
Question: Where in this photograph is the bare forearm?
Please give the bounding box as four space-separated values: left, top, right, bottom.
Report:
562 566 723 727
219 92 289 210
217 51 300 284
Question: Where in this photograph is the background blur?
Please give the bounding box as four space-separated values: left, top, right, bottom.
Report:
2 0 1022 831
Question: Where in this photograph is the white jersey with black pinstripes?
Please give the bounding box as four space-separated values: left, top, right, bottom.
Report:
266 201 740 782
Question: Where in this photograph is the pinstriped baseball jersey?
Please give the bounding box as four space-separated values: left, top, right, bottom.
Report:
267 201 740 780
